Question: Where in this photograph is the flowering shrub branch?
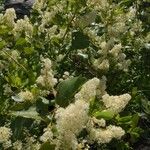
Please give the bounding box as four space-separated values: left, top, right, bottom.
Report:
0 0 149 149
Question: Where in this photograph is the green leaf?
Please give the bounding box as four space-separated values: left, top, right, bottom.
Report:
94 110 115 120
131 87 138 97
24 47 34 54
0 25 10 35
10 107 43 121
40 142 55 150
10 76 22 87
129 127 143 143
10 101 31 111
116 115 132 124
0 40 6 49
72 31 89 49
55 76 86 107
131 114 140 128
11 117 26 140
15 38 28 47
36 98 49 116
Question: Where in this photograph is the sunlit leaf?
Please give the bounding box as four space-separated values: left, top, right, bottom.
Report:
55 76 86 107
94 110 115 120
10 107 42 120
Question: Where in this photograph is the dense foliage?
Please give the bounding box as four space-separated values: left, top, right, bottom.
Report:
0 0 150 149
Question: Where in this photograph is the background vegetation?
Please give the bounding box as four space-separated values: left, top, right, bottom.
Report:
0 0 150 149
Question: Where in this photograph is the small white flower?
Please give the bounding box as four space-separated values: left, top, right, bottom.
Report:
2 140 12 149
0 126 12 143
97 129 113 143
41 58 52 70
75 78 100 102
93 117 106 127
3 84 12 95
3 8 16 27
107 125 125 139
18 90 34 102
127 7 136 20
13 16 33 38
13 140 23 150
40 126 53 142
56 100 89 149
56 100 89 135
102 93 131 114
109 44 122 57
98 59 109 70
32 0 46 13
11 50 20 60
36 58 57 89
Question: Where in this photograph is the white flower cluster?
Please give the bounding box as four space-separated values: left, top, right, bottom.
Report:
92 117 106 127
55 100 89 150
129 20 143 36
108 7 136 38
62 71 70 79
2 8 16 27
49 28 66 42
2 140 12 149
75 77 100 102
77 140 90 150
117 58 131 72
32 0 47 13
24 136 41 150
88 125 125 144
108 23 127 37
92 39 131 72
58 71 74 82
55 77 132 148
35 1 65 35
0 126 12 149
87 119 125 144
127 7 136 21
3 84 12 95
33 0 69 44
38 11 57 33
110 43 131 72
40 125 53 142
102 93 131 114
45 25 58 40
55 77 107 149
84 1 138 73
13 140 23 150
87 0 109 11
84 27 131 72
9 50 20 61
36 58 57 89
93 59 109 71
0 126 12 143
13 16 33 39
109 43 122 57
18 90 34 102
107 125 125 139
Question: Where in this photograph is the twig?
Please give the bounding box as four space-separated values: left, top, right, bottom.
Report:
2 49 28 73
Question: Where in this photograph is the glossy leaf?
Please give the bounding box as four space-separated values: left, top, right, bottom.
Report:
55 76 86 107
94 110 115 120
